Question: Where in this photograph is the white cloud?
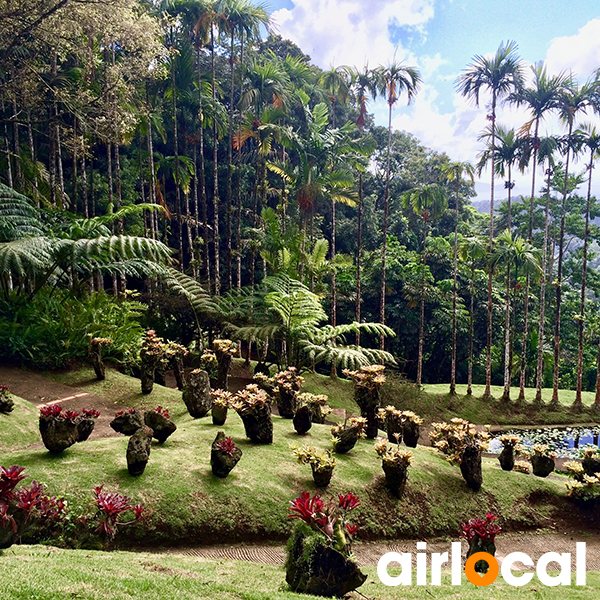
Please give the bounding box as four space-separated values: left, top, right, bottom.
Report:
546 18 600 80
271 0 435 69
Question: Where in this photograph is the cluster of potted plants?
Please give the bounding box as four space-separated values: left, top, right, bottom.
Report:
285 491 366 597
378 406 422 447
39 405 100 453
429 419 490 491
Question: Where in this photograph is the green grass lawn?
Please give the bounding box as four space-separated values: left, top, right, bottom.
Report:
2 545 599 600
0 395 41 452
0 368 583 545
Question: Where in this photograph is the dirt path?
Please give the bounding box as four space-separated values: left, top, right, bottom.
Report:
0 366 121 441
163 531 600 569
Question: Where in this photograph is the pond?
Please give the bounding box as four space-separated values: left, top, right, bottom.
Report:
488 425 600 459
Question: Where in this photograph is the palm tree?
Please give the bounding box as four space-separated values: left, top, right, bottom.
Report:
459 236 487 395
534 136 559 404
509 63 569 402
551 79 595 406
375 62 421 350
574 124 600 408
345 65 379 345
491 229 542 402
457 40 524 400
402 183 448 386
441 160 474 395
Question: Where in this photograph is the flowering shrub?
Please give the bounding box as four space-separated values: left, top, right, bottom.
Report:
215 437 238 456
429 419 490 465
374 437 413 467
91 486 151 541
288 491 360 556
461 513 501 543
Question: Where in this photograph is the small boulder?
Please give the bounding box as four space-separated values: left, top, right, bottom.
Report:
144 410 176 443
211 431 242 478
182 369 212 418
110 410 145 436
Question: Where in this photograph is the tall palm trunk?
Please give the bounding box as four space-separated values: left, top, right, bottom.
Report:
11 97 21 187
535 164 553 404
484 94 497 400
211 24 221 294
467 262 475 395
2 96 13 188
225 30 235 291
501 261 512 401
417 224 428 386
196 47 210 286
575 148 594 408
171 60 184 271
331 197 337 327
552 123 574 406
356 172 363 346
146 107 157 239
450 198 459 394
380 103 393 351
235 33 245 289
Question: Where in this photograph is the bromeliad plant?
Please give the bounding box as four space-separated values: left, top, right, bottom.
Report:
232 384 273 444
140 330 163 394
285 490 367 597
211 389 233 425
497 434 522 471
292 445 337 487
461 513 501 574
39 405 99 452
89 337 113 381
275 367 304 419
213 339 238 390
287 491 360 557
89 486 151 543
0 465 66 549
527 444 557 478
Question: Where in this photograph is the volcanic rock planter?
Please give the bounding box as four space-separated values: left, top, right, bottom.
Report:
382 461 409 498
379 406 402 443
77 409 100 442
286 524 366 598
275 368 304 419
344 365 386 439
233 385 273 444
211 431 242 478
311 464 334 487
401 412 422 448
582 449 600 476
468 538 497 573
460 446 483 491
212 404 228 425
182 369 212 418
331 418 367 454
531 455 555 477
462 513 501 574
39 412 80 453
110 409 145 436
293 405 312 435
213 339 237 391
127 426 153 476
211 390 232 426
140 330 163 395
163 341 189 390
497 434 521 472
0 386 14 413
144 408 176 443
298 393 331 425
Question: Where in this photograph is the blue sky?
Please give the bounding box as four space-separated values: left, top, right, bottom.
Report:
266 0 600 201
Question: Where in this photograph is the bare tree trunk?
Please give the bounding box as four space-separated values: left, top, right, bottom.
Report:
331 197 337 327
467 263 475 395
211 24 221 295
27 110 39 202
417 226 427 386
450 204 458 395
535 165 553 405
2 96 13 188
575 149 594 409
225 31 235 292
356 172 363 346
501 263 511 402
11 97 21 187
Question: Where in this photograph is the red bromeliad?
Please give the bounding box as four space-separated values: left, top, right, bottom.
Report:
82 408 100 418
215 437 237 456
154 406 170 419
461 512 501 543
92 485 151 540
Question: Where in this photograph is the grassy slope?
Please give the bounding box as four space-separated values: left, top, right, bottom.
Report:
0 395 40 452
0 368 585 545
2 545 600 600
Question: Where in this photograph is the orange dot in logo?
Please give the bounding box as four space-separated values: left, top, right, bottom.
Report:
464 552 499 587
